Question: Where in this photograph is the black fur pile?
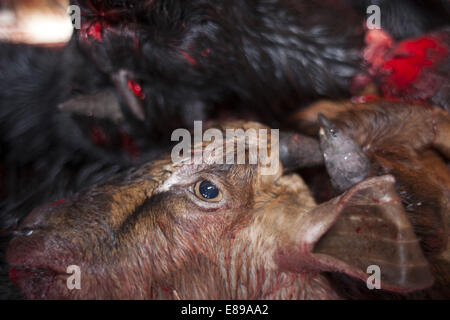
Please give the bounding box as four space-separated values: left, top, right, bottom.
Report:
0 0 448 299
0 0 365 228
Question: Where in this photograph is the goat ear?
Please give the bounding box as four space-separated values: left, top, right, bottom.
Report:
58 90 124 123
276 175 434 293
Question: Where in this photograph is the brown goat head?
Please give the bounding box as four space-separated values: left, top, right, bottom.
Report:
6 121 433 299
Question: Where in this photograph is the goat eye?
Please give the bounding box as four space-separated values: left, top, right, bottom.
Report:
194 180 222 202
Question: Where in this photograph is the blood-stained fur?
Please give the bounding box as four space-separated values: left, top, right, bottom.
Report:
5 120 443 299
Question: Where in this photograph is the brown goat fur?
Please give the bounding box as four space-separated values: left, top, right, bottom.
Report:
7 121 337 299
6 109 448 299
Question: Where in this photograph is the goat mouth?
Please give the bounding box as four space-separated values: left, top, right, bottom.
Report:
7 236 72 299
8 265 67 300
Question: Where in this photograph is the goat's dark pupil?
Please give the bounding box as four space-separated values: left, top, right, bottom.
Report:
199 181 219 199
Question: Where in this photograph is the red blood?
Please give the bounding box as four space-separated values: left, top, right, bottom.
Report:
9 268 18 285
181 52 198 66
120 130 140 160
87 22 103 42
90 125 109 147
133 37 141 53
380 37 447 95
351 94 379 104
161 286 172 293
202 48 211 57
127 80 146 100
49 199 66 207
356 227 361 234
161 286 175 298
